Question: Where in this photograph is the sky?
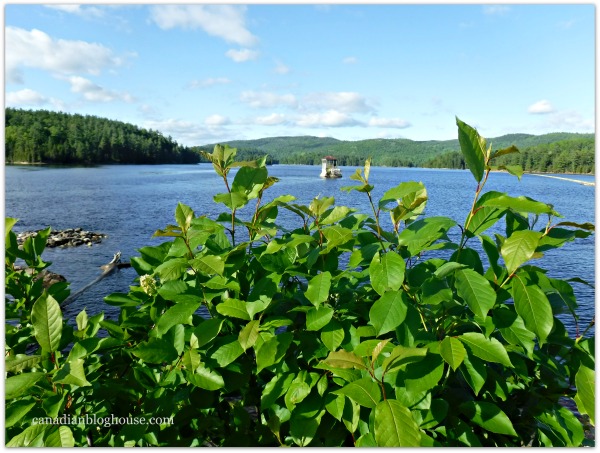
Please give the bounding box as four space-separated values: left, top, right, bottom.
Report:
3 3 596 147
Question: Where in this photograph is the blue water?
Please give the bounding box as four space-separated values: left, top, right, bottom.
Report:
4 164 595 335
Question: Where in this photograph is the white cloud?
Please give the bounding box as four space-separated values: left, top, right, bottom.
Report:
144 118 228 146
528 100 554 114
67 76 134 103
6 89 48 106
303 92 374 113
188 77 231 89
240 91 297 109
274 61 291 74
342 56 358 64
483 5 511 15
368 117 411 129
544 110 594 132
296 110 360 128
226 48 259 62
45 5 106 19
149 5 258 47
254 113 286 125
6 26 127 84
205 114 230 126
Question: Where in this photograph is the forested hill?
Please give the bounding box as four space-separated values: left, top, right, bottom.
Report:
5 108 200 164
197 131 595 170
423 135 595 174
6 108 594 172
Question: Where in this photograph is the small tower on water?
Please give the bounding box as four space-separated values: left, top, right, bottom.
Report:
320 155 342 178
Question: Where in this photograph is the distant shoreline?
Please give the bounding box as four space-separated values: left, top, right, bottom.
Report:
5 161 595 176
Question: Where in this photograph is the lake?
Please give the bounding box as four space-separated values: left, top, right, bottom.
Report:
5 164 595 334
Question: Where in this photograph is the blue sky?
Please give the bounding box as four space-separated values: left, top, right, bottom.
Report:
4 3 595 146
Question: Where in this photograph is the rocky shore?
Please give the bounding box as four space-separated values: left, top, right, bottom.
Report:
17 228 107 248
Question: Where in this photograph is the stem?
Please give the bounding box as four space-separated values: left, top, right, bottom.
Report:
366 190 387 253
459 168 491 252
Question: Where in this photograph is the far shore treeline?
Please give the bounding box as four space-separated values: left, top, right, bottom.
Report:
5 108 595 174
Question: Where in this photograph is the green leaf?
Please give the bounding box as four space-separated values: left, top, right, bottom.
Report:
256 332 293 372
369 290 409 336
187 364 225 391
490 144 519 160
497 164 524 180
154 258 189 281
374 399 422 446
305 271 331 307
261 373 295 410
494 307 535 357
369 252 406 296
5 354 42 373
53 358 91 387
322 225 354 250
458 332 512 367
320 319 345 351
190 255 224 276
379 181 426 209
501 230 542 274
175 202 194 231
131 337 179 364
216 299 250 320
5 400 37 428
75 308 88 332
6 217 18 239
574 365 595 425
285 382 311 410
454 268 496 320
211 337 244 367
231 165 267 199
193 318 223 347
322 350 368 370
511 274 553 346
325 393 346 421
421 277 452 306
434 261 468 279
460 401 518 436
381 345 428 374
460 354 487 395
6 423 48 447
156 300 201 336
214 191 248 209
104 292 140 307
321 206 353 225
306 306 334 331
456 117 487 182
335 377 382 408
5 373 45 399
467 206 506 236
397 216 456 256
238 320 260 351
31 293 63 354
440 337 467 371
480 192 559 216
45 426 75 447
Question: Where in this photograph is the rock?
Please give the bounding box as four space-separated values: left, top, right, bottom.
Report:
13 265 66 289
16 228 108 249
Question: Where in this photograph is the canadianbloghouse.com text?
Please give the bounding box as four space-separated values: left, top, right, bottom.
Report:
32 414 173 428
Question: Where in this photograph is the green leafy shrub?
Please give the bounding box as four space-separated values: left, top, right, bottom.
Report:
5 118 595 447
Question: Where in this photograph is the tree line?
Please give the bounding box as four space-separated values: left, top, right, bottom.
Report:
423 136 595 174
6 108 594 173
5 108 200 164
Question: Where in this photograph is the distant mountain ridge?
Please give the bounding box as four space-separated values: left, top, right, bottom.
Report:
196 131 594 167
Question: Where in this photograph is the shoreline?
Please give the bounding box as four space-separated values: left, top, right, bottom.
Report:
6 161 595 177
